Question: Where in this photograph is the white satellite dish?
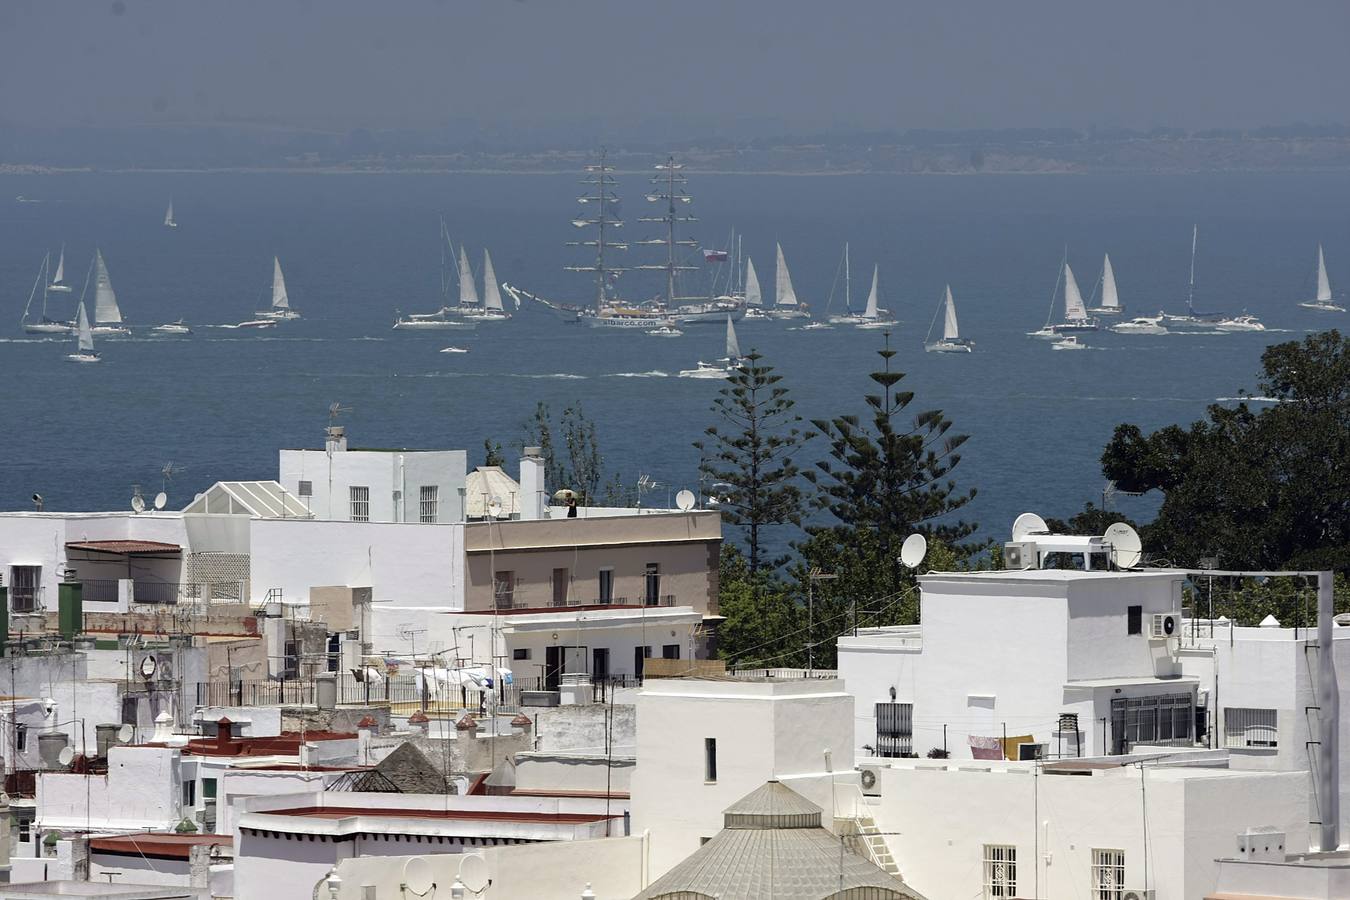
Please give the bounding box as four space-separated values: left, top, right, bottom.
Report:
153 492 167 510
57 746 75 767
117 724 134 743
457 854 489 892
1104 522 1143 569
1011 512 1049 543
899 533 928 569
402 857 435 895
130 495 146 514
486 496 504 519
675 489 696 512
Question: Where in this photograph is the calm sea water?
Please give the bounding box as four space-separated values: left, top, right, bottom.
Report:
1 172 1346 545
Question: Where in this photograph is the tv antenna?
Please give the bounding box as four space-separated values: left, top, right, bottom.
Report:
160 461 186 493
328 401 352 426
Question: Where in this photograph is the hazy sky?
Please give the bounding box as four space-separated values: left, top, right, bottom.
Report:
2 0 1348 137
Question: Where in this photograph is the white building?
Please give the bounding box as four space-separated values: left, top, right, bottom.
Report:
629 676 854 879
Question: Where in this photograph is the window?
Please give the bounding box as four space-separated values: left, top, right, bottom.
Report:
18 820 30 843
1091 848 1126 900
1126 605 1142 635
1110 693 1193 753
419 486 439 523
15 724 27 752
634 645 651 679
645 563 660 605
513 648 531 661
983 845 1016 898
875 702 913 757
327 634 341 673
494 571 515 609
298 480 313 497
10 566 41 612
283 640 299 678
202 778 217 800
704 737 717 782
662 644 680 660
598 568 614 604
349 486 370 522
183 779 196 808
1224 707 1278 748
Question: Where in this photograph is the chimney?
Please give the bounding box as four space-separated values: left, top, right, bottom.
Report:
1317 570 1341 851
324 426 347 453
519 448 546 521
151 711 175 743
215 717 237 752
407 711 429 737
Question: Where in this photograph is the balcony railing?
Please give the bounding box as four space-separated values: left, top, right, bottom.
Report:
74 580 247 606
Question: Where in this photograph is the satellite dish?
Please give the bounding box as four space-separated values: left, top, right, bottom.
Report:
675 489 696 512
117 724 134 743
899 533 928 569
153 492 167 510
139 655 157 678
402 857 435 895
486 496 504 519
1011 512 1049 543
57 746 75 767
457 854 489 892
1104 522 1143 569
131 495 146 514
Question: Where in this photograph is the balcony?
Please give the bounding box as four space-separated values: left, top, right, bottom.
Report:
78 579 248 608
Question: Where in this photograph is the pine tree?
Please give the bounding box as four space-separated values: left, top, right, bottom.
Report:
695 351 811 573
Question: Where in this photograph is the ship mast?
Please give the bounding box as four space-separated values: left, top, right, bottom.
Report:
564 149 627 312
636 155 698 305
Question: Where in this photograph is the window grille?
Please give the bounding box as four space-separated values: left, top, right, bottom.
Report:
875 702 913 757
1091 848 1126 899
983 844 1016 898
419 486 439 523
1110 693 1193 753
349 486 370 522
1223 707 1278 748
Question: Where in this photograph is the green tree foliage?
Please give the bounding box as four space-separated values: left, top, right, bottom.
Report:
694 351 811 573
1044 502 1133 536
1101 330 1350 571
524 401 625 505
482 439 505 468
714 545 804 667
1187 573 1350 628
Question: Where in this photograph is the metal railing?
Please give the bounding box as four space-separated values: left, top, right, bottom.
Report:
81 579 121 603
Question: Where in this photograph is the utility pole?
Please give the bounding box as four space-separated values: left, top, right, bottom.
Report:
807 568 837 675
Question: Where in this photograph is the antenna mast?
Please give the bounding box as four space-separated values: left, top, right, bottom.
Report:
636 155 699 305
565 149 628 312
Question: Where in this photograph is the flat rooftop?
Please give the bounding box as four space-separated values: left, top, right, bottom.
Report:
266 806 615 824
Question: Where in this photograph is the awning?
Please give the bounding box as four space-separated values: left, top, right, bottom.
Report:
65 540 182 556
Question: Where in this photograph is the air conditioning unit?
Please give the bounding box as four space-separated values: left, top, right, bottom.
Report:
1150 613 1178 641
1121 889 1154 900
859 766 882 796
1003 541 1037 570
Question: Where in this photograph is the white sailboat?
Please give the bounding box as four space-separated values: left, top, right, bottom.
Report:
1056 262 1098 332
770 243 809 319
22 252 75 334
48 245 72 293
741 257 769 319
163 198 177 229
924 285 972 352
256 257 300 321
85 249 131 335
66 301 100 363
394 219 478 330
857 265 897 329
477 249 511 320
1298 244 1344 312
827 244 864 324
680 314 742 378
1087 253 1123 315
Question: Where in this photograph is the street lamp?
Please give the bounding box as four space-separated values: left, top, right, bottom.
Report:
807 568 837 675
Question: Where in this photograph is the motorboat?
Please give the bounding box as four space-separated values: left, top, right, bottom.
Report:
1110 316 1168 335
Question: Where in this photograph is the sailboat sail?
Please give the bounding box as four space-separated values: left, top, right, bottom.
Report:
53 246 66 286
482 250 504 311
458 248 480 306
863 266 880 319
943 285 960 340
271 257 290 310
1101 254 1120 309
93 250 123 324
744 258 762 306
1317 244 1332 303
76 302 94 352
1063 263 1087 320
164 199 175 227
725 314 741 360
775 243 798 307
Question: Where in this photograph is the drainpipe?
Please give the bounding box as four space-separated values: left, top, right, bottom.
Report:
1318 570 1340 851
398 455 407 523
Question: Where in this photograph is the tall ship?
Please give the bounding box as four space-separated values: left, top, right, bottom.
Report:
637 158 743 325
565 151 671 329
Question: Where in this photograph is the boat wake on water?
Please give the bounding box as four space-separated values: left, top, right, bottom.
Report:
606 370 669 378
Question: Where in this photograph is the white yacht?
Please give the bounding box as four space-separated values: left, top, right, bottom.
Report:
21 252 74 334
647 324 684 337
924 285 972 352
164 198 177 229
769 243 810 319
1051 335 1087 350
741 258 767 319
1214 312 1266 332
82 249 131 336
66 302 100 363
466 249 511 321
1031 257 1098 336
856 265 897 329
826 244 866 324
679 315 741 378
439 346 469 354
256 257 300 321
1298 244 1344 312
152 320 193 335
1086 253 1123 315
1110 315 1168 335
